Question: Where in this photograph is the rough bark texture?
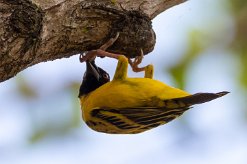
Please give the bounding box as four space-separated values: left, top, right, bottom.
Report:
0 0 186 82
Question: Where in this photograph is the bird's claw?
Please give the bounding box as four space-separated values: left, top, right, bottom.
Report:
79 32 120 63
79 33 148 74
79 51 97 63
128 49 145 72
100 32 120 50
79 52 87 63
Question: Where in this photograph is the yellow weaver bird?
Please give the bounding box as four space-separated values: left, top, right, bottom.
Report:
78 33 229 134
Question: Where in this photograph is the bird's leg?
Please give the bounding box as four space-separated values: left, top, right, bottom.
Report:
113 55 128 80
128 49 154 79
99 32 119 50
144 64 154 79
79 49 122 63
79 33 153 79
79 32 120 63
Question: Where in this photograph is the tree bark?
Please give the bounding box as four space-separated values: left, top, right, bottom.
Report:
0 0 186 82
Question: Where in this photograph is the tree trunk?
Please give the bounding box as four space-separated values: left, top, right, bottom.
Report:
0 0 186 82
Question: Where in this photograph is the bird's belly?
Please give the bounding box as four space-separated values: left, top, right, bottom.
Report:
84 78 189 110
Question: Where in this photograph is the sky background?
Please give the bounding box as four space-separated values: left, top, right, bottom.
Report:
1 0 247 164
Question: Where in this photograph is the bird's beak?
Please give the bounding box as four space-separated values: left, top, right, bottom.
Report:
86 60 100 81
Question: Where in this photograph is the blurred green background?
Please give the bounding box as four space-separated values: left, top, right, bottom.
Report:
0 0 247 163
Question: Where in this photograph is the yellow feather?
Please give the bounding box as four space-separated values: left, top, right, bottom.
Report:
81 77 190 119
79 55 228 134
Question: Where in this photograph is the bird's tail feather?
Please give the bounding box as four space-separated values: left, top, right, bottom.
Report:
171 91 229 106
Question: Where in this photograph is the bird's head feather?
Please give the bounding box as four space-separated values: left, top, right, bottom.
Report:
78 60 110 97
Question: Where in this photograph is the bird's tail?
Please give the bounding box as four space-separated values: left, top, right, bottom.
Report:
164 91 229 107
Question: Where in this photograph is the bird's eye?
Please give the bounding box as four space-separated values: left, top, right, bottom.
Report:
103 73 109 79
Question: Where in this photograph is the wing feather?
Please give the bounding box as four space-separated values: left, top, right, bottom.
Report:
166 92 229 105
88 92 229 133
91 106 190 132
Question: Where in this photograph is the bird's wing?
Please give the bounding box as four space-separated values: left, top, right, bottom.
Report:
89 92 228 133
162 91 229 108
90 106 190 132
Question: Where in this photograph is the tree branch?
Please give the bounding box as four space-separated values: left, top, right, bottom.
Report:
0 0 186 82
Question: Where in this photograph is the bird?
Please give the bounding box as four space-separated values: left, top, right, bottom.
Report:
78 33 229 134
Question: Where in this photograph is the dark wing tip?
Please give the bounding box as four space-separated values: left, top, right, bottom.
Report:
190 91 229 104
216 91 230 97
173 91 229 105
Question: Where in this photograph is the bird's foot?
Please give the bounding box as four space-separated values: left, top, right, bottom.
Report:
79 33 153 78
128 49 145 72
79 32 120 63
128 49 153 78
99 32 119 50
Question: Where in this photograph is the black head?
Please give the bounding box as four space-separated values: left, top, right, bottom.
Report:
78 60 110 97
